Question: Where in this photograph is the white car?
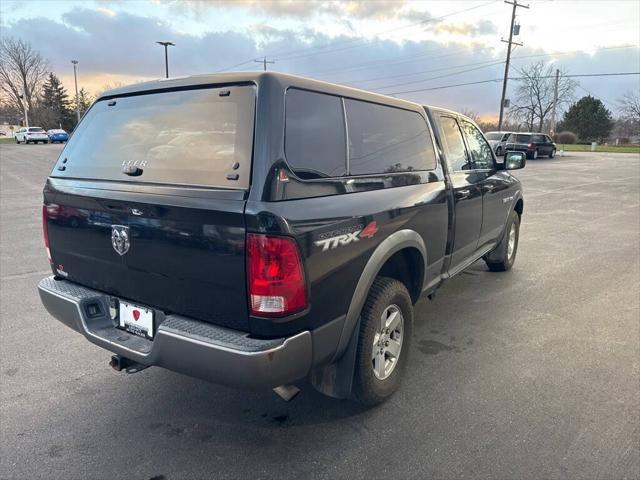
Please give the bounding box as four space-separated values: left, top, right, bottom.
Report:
484 131 512 156
15 127 49 144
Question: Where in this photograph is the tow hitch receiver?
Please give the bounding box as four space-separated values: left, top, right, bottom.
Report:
109 355 149 374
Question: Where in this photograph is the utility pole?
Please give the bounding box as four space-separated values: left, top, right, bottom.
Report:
498 0 529 130
156 41 175 78
71 60 80 123
549 68 560 136
254 56 275 71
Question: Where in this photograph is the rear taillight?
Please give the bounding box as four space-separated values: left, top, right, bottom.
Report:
42 205 51 261
528 143 534 148
247 233 307 317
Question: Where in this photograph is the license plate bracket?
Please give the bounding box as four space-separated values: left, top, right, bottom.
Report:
117 301 154 339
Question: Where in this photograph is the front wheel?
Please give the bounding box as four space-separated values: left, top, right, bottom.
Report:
353 277 413 406
485 210 520 272
549 149 556 158
15 138 20 144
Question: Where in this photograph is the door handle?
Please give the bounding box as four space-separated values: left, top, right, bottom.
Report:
456 189 471 199
484 183 495 191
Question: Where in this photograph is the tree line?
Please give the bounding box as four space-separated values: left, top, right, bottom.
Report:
0 37 93 132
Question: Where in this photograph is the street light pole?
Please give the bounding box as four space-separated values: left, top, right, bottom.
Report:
156 41 175 78
71 60 80 123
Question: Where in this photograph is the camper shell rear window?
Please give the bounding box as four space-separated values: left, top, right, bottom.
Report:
52 85 256 189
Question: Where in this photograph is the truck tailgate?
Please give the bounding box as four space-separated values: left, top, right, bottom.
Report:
44 182 250 331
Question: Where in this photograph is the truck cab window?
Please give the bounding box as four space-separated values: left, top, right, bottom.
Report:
439 116 471 171
459 120 495 170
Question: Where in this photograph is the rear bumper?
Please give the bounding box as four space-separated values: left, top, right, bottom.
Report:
38 276 314 390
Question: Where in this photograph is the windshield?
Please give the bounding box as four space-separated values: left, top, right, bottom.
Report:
485 132 502 140
28 127 45 133
52 85 256 189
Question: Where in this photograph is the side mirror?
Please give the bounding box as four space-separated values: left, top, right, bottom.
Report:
504 151 526 170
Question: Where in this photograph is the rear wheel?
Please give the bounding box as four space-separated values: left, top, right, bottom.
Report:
353 277 413 406
15 137 20 144
485 210 520 272
532 149 539 159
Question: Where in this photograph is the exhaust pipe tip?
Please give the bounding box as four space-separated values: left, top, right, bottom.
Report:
273 384 300 402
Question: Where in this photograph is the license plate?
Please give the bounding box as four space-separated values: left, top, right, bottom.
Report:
118 301 154 339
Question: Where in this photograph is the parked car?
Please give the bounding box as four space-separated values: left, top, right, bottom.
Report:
38 72 525 405
15 127 49 144
484 131 512 156
47 129 69 143
505 132 556 159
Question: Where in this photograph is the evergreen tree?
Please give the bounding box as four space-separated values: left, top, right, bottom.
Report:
559 95 613 143
41 72 72 130
70 88 94 127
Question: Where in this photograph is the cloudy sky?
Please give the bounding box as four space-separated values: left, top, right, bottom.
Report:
2 0 639 119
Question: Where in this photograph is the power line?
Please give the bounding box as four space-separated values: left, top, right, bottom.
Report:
358 44 638 93
386 72 640 95
364 61 506 91
304 46 473 77
306 18 639 79
349 58 506 86
274 1 501 62
216 0 500 72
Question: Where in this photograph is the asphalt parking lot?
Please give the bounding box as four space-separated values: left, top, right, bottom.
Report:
1 143 638 480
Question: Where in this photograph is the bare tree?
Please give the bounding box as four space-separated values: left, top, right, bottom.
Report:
0 37 50 120
508 61 577 132
618 90 640 121
98 82 125 97
459 108 480 122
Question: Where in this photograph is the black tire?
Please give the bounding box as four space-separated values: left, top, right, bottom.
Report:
352 277 413 406
549 148 555 158
15 138 20 144
485 210 520 272
43 140 49 144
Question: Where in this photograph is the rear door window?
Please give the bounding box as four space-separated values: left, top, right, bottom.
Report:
53 85 256 188
285 89 347 179
344 99 436 175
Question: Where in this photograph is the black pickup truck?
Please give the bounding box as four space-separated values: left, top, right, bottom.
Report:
38 72 526 405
